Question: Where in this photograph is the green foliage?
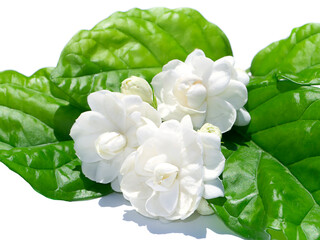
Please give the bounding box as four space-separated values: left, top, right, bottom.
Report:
0 69 112 200
210 23 320 240
1 8 320 239
51 7 232 109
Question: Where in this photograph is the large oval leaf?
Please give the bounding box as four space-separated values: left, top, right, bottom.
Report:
0 69 112 200
1 141 112 201
51 7 232 109
211 80 320 239
210 27 320 239
251 23 320 86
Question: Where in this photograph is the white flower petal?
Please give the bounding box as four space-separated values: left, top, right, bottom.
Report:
129 197 154 219
179 175 203 196
181 140 203 165
123 96 161 128
159 118 181 133
162 59 183 71
185 49 205 63
199 132 221 150
217 80 248 110
144 154 167 172
111 178 121 192
159 182 180 214
122 94 143 112
160 101 206 128
176 190 194 218
161 86 178 106
145 192 167 217
206 97 236 133
121 171 151 200
196 198 214 215
163 60 193 75
82 160 119 184
157 102 174 120
140 103 162 127
136 119 158 145
125 126 139 148
189 109 207 129
146 178 169 192
134 140 159 176
186 83 207 109
73 133 101 163
199 132 225 180
70 111 115 138
203 178 224 199
87 90 126 132
152 70 179 100
180 115 194 130
203 155 225 181
234 68 250 85
235 107 251 126
95 132 127 160
205 57 233 96
120 151 136 175
146 182 179 217
185 49 214 80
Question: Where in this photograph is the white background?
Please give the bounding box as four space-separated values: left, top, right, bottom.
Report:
0 1 319 239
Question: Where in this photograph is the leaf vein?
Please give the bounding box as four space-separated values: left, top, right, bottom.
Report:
109 27 162 65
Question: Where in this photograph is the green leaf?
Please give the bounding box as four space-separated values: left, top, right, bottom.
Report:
0 69 112 200
1 141 112 201
51 7 232 109
250 23 320 85
210 56 320 238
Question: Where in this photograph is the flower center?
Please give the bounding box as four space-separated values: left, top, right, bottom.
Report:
173 76 207 109
186 82 207 108
95 132 127 160
153 163 179 188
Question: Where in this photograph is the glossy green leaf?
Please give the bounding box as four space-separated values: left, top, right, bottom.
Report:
51 7 232 109
210 42 320 238
251 23 320 85
1 141 112 201
0 69 112 200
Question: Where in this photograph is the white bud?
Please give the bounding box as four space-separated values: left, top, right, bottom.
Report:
121 76 153 104
95 132 127 160
196 198 215 215
198 123 222 139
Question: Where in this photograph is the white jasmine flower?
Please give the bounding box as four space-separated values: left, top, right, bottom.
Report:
70 90 161 191
120 116 225 221
151 49 250 132
121 76 154 105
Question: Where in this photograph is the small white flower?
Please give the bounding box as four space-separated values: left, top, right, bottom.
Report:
120 115 225 221
70 90 161 191
121 76 154 105
151 49 250 132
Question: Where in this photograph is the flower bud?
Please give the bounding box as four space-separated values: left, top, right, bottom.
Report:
198 123 222 139
196 198 214 215
121 76 153 104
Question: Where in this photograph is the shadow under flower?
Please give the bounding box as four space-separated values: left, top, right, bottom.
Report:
123 209 240 239
98 192 130 208
98 192 241 239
